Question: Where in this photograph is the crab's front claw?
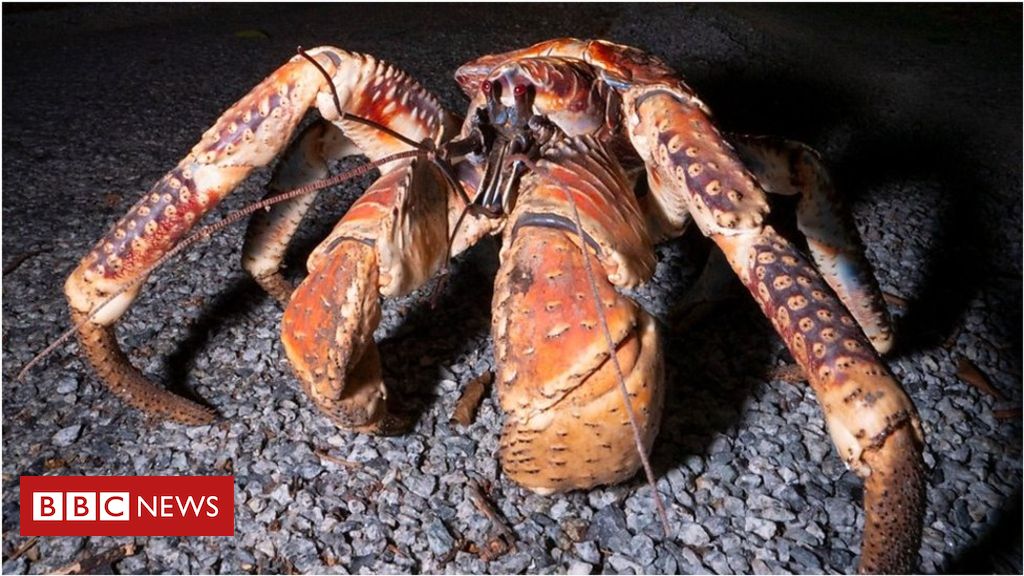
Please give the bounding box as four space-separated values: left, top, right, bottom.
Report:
491 137 664 494
281 151 457 434
493 226 664 494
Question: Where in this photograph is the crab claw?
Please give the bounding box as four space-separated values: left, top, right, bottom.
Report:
280 151 455 435
281 239 408 434
490 137 664 494
493 226 664 494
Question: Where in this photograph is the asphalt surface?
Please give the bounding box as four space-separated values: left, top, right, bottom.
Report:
2 4 1021 574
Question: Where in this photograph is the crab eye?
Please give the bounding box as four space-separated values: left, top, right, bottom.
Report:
514 84 527 96
481 81 491 94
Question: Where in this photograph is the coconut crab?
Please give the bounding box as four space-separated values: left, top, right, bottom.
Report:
58 38 924 572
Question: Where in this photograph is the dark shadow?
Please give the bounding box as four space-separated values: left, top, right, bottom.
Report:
945 489 1023 574
163 277 268 403
628 227 780 482
375 240 499 423
836 134 1004 358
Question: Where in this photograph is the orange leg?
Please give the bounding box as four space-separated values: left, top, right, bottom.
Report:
241 120 359 304
733 135 894 354
65 47 457 424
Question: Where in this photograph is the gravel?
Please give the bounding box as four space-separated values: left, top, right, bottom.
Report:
3 4 1020 575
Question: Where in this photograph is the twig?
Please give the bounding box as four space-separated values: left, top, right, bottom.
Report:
468 481 514 541
314 449 360 468
2 248 50 277
51 543 137 575
5 536 38 563
993 407 1022 421
467 481 515 560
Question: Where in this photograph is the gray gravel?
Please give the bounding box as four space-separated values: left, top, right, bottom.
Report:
3 4 1021 575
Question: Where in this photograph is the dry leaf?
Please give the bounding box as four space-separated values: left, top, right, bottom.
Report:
993 407 1021 421
52 543 137 575
451 372 492 426
44 458 68 470
882 291 909 308
103 193 123 208
956 356 1006 400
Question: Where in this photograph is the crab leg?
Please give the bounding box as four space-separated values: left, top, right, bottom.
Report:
492 137 664 493
733 135 894 354
625 86 924 573
64 47 457 424
241 120 359 304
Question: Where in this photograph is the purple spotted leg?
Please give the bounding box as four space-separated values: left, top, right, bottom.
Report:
732 135 894 354
625 84 925 573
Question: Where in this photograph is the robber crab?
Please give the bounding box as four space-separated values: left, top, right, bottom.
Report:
59 39 924 572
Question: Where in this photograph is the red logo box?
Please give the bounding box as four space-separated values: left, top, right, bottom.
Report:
20 476 234 536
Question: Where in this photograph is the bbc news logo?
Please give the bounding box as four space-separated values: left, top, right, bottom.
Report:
33 491 132 521
21 476 233 536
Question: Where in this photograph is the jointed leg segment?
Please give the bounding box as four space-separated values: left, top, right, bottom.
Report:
733 136 894 354
242 120 359 304
625 85 924 573
717 229 924 574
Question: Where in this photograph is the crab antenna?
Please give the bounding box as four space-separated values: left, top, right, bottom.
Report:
508 152 672 537
16 149 422 382
297 47 429 152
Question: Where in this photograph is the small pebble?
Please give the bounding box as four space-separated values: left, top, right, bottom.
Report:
51 424 81 447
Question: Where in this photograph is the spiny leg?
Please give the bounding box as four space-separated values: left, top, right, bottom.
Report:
626 86 924 573
492 137 664 493
241 121 359 304
718 230 925 574
65 50 347 424
64 46 458 424
733 135 894 354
